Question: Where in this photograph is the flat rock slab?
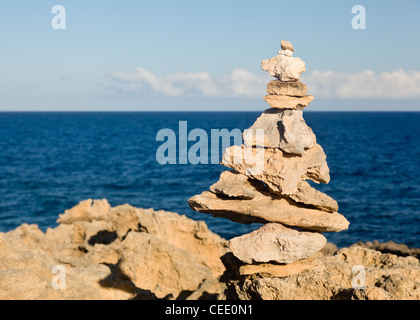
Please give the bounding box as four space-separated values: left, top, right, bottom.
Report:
209 170 338 213
261 54 306 82
243 108 316 155
229 223 327 264
221 143 330 196
290 181 338 213
267 80 307 97
239 253 324 278
188 190 349 232
264 95 314 110
209 171 257 200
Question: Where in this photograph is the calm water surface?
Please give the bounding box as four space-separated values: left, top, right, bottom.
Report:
0 112 419 247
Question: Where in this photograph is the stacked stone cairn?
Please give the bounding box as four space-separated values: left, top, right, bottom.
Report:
189 40 349 278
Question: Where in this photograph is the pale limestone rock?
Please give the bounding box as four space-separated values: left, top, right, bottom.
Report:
1 199 419 300
0 233 63 300
107 204 228 277
261 54 305 81
189 171 345 230
221 143 330 196
321 242 338 256
376 273 420 300
3 221 116 268
225 246 420 300
209 166 337 213
333 246 420 268
188 190 349 232
186 278 225 300
58 202 228 276
130 206 228 276
350 240 420 260
83 244 120 265
0 200 228 300
72 222 87 244
230 276 395 300
290 181 339 213
229 224 327 264
0 230 131 300
57 199 111 224
118 231 214 299
281 40 294 52
328 246 420 299
333 287 396 300
325 246 420 300
267 80 307 96
239 253 324 278
209 170 257 199
108 204 139 239
243 108 316 155
228 272 334 300
277 49 294 57
264 94 314 110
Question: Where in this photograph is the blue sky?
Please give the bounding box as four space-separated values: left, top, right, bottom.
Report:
0 0 419 111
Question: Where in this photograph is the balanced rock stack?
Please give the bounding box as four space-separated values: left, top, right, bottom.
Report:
189 40 350 278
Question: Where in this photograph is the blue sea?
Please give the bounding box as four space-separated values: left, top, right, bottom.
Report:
0 112 419 248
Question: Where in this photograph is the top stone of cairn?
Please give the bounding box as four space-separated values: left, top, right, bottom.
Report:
261 40 305 82
281 40 294 52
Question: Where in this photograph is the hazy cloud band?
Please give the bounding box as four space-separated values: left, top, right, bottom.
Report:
112 67 420 99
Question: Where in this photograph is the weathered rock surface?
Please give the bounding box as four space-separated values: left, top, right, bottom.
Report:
277 49 294 57
188 190 349 232
238 253 324 278
261 54 306 82
118 231 215 299
229 223 327 264
57 199 111 224
243 108 316 155
321 242 339 256
0 226 129 300
350 240 420 260
267 80 307 96
1 200 418 300
190 171 345 230
290 181 339 213
281 40 294 52
225 246 420 300
0 200 228 300
209 171 257 200
221 143 330 196
264 94 314 110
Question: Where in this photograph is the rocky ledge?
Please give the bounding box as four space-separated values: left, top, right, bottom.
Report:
0 199 418 300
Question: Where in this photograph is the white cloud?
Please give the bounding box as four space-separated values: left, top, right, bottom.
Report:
112 67 420 99
112 67 220 97
303 69 420 99
221 69 269 97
